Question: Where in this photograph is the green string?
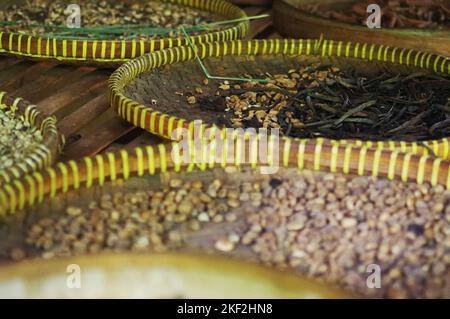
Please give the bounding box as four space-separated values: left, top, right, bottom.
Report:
0 14 270 40
180 25 268 83
196 14 270 29
1 13 272 83
313 33 324 54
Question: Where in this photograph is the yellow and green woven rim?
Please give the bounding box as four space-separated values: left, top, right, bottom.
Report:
0 91 64 186
0 0 248 65
1 132 450 216
108 38 450 159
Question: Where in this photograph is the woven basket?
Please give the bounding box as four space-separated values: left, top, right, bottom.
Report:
0 253 350 298
2 135 450 215
108 38 450 159
0 137 449 297
0 139 450 298
273 0 450 56
0 91 64 186
0 0 248 67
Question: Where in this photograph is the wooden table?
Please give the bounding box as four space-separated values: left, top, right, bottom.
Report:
0 5 280 162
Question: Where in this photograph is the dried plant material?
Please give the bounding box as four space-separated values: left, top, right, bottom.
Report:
9 248 26 261
23 178 252 257
300 0 450 30
16 170 450 298
189 64 450 141
215 238 235 252
236 171 450 298
0 109 43 172
186 96 197 105
0 0 220 39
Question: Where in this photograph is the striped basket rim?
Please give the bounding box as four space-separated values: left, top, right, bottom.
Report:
0 0 248 66
0 91 64 187
108 38 450 160
1 133 449 216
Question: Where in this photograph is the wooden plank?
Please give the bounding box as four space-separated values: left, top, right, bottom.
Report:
0 62 56 93
102 129 147 153
36 69 110 116
243 6 267 16
57 94 110 137
104 131 167 153
126 131 167 148
0 60 35 85
247 9 273 39
54 81 107 119
0 57 21 70
12 65 95 103
60 108 134 161
243 7 273 39
266 29 284 39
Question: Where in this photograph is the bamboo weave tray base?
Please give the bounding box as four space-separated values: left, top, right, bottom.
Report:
2 135 450 216
109 39 450 159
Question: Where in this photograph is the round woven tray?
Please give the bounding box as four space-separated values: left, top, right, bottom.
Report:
0 139 450 298
0 91 64 186
1 135 449 216
0 253 350 298
0 137 449 297
273 0 450 56
108 38 450 159
0 0 248 67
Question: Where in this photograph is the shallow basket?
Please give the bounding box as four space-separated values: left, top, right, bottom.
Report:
3 136 450 216
108 38 450 159
0 0 248 67
273 0 450 56
0 253 350 298
0 137 450 298
0 91 64 186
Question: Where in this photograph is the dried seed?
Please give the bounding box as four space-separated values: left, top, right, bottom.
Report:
198 212 210 222
1 0 218 40
178 201 193 215
10 248 26 261
215 238 235 252
169 178 183 188
66 206 82 217
186 96 197 105
341 217 357 228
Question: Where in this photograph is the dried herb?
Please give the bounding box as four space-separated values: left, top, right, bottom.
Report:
301 0 450 30
0 0 220 39
0 109 43 171
188 64 450 141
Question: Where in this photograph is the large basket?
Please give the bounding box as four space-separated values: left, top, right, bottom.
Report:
0 137 449 298
0 91 64 186
0 0 248 67
273 0 450 56
2 136 450 216
108 38 450 159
